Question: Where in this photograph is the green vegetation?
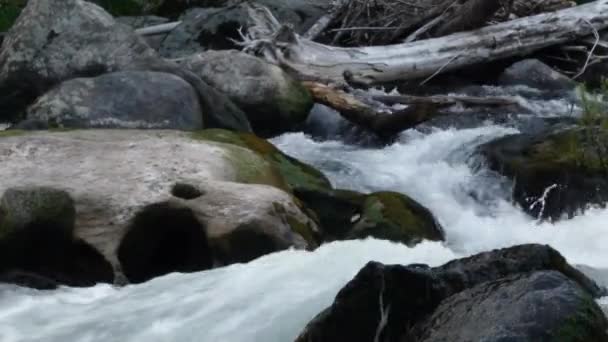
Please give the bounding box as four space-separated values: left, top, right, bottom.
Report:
576 83 608 173
0 0 25 31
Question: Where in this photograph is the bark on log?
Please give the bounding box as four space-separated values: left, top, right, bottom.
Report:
244 1 608 86
302 81 441 138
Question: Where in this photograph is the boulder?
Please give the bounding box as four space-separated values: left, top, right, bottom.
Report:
498 59 576 92
27 71 204 130
415 271 608 342
296 244 607 342
182 51 313 136
159 1 329 58
0 0 156 119
479 127 608 220
295 189 445 246
0 129 319 285
0 0 251 132
0 186 114 288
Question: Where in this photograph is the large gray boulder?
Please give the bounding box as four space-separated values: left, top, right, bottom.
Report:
0 0 155 106
183 50 313 136
27 71 203 130
0 130 319 285
296 244 607 342
0 0 251 132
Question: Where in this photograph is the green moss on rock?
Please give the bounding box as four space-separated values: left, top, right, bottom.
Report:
350 191 444 246
191 129 331 193
552 293 608 342
0 0 24 31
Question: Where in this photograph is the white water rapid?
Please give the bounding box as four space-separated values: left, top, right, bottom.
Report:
0 85 607 341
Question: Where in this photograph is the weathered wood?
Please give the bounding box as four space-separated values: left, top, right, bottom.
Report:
245 1 608 86
135 21 181 36
303 81 441 138
303 0 349 40
370 94 519 107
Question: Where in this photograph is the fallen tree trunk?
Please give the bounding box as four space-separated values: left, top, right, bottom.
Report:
303 81 440 138
244 1 608 86
302 82 520 138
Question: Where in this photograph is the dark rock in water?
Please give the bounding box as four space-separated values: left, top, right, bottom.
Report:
0 0 156 120
479 127 608 220
414 271 608 342
27 71 203 130
117 202 213 284
0 187 114 288
182 50 313 137
295 189 445 246
0 270 60 290
296 244 607 342
160 1 329 58
498 59 576 92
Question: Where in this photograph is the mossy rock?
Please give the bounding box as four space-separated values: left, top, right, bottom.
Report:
552 293 608 342
350 191 445 246
295 188 444 246
480 127 608 220
0 186 76 239
192 129 332 193
0 0 25 31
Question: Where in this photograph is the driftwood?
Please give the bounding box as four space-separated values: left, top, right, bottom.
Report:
243 1 608 86
135 22 181 36
303 82 440 138
302 82 520 138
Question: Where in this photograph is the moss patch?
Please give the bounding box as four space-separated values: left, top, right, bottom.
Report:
191 129 331 193
272 202 318 247
352 191 444 246
0 0 24 31
273 77 314 125
552 293 608 342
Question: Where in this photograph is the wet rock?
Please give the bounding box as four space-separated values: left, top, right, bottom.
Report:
295 189 445 246
0 130 319 284
498 59 576 92
414 271 608 342
27 71 203 130
0 0 156 119
479 127 608 220
296 244 607 342
183 51 313 136
0 186 114 288
116 15 169 29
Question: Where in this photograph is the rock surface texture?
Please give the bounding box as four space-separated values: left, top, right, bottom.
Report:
0 130 318 285
296 244 607 342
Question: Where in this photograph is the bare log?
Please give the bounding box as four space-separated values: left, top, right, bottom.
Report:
244 1 608 86
135 21 181 36
303 0 349 40
303 82 441 138
370 94 520 107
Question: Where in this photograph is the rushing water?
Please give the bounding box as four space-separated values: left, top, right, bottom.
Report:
1 85 607 341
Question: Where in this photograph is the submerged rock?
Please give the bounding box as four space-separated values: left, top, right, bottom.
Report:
479 127 608 220
0 130 319 285
27 71 203 130
295 189 445 246
296 244 607 342
183 50 313 136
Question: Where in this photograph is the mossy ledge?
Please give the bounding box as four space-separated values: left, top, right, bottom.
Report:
191 129 332 193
